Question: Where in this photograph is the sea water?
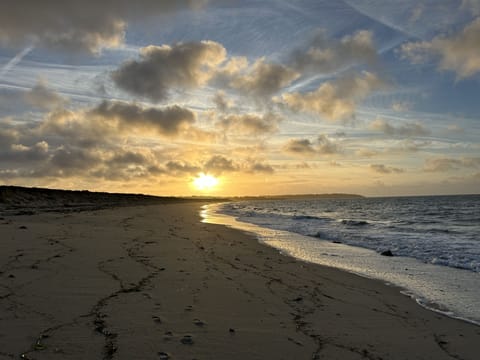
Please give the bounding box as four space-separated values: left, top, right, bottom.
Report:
202 195 480 324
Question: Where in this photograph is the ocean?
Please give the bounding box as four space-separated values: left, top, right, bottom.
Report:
202 195 480 325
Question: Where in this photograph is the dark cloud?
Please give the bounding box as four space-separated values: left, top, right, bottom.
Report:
369 164 404 174
0 100 204 182
108 151 150 166
291 29 378 74
0 145 102 179
369 118 430 137
0 0 204 54
284 139 316 155
0 141 49 164
0 128 18 150
91 101 196 136
229 59 299 98
50 147 99 173
283 135 341 156
203 155 238 175
40 108 110 148
112 41 226 101
91 150 165 180
166 160 200 175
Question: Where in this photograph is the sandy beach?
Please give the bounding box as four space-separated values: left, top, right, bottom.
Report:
1 201 479 360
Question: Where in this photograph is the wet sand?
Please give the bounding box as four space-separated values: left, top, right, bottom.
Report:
0 202 479 359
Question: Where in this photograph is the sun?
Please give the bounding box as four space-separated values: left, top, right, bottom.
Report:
193 173 219 191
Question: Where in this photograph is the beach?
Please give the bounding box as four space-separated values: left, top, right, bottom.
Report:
1 201 479 360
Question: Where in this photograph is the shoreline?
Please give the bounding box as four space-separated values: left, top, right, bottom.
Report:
205 201 480 326
0 202 479 359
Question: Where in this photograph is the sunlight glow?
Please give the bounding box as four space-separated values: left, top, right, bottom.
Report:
193 173 219 191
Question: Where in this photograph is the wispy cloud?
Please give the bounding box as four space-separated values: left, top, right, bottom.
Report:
0 46 33 78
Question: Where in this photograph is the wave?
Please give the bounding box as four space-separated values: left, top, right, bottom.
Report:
217 196 480 274
341 219 370 226
292 214 327 221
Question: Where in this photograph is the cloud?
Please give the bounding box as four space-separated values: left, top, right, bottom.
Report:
391 101 412 112
409 4 425 24
291 29 378 73
112 41 226 101
317 134 342 154
369 118 430 137
0 0 203 54
0 114 168 181
461 0 480 15
108 151 151 167
90 101 196 136
369 164 404 174
89 148 165 181
401 18 480 78
203 155 238 175
39 108 112 148
0 126 18 150
228 58 300 98
24 81 68 110
247 161 274 174
166 160 200 175
424 157 480 172
279 71 386 121
216 112 281 136
212 91 233 113
0 101 218 183
49 146 100 174
355 148 379 158
284 139 316 155
0 141 50 164
283 134 341 156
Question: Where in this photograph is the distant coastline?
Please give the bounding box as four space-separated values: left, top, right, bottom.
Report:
0 185 364 210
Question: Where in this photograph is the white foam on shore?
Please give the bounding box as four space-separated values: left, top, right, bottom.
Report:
202 204 480 326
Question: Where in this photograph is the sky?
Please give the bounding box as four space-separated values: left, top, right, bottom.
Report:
0 0 479 197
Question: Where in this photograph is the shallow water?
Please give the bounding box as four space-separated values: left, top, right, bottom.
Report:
202 196 480 325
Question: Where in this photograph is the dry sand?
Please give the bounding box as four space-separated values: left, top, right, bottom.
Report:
0 202 479 359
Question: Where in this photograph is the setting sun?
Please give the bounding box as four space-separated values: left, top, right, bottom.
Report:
193 173 219 191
